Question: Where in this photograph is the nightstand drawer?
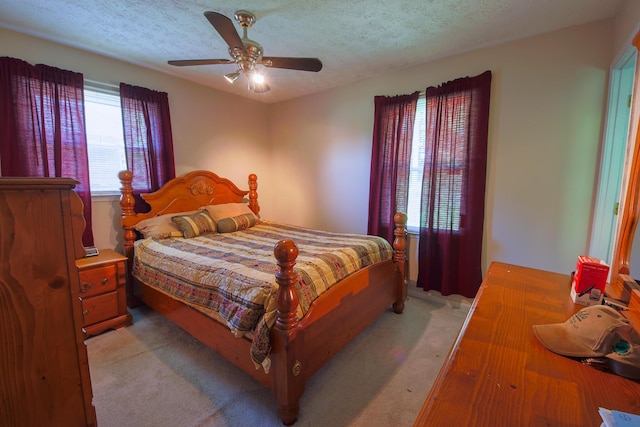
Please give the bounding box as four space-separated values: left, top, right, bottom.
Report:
78 264 117 298
81 291 119 326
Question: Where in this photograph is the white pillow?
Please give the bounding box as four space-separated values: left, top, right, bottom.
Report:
134 210 200 238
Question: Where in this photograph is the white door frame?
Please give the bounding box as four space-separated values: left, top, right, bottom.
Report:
589 47 637 265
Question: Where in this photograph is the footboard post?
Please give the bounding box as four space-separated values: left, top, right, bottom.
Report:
272 239 304 426
392 212 408 314
118 170 140 307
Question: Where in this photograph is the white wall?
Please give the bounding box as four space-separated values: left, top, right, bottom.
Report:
269 20 614 278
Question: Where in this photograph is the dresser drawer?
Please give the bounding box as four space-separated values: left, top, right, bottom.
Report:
78 264 118 298
81 291 119 326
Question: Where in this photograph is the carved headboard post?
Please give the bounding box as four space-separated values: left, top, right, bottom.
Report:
118 170 137 262
249 173 260 215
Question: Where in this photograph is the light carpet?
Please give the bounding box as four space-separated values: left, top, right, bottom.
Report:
86 287 471 427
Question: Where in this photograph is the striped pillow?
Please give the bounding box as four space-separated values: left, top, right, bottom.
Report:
216 213 257 233
171 210 216 238
134 210 199 238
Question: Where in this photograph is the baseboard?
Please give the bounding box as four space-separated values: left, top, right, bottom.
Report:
407 280 473 311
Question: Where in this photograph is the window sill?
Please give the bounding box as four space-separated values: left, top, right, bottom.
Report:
91 193 120 202
407 227 419 237
405 228 463 237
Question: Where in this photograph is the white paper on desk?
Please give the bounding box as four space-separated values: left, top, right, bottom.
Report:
599 408 640 427
612 410 640 426
600 408 615 427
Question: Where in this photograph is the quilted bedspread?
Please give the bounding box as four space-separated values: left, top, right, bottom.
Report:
132 220 393 371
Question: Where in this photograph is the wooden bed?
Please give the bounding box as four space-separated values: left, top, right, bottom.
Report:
118 169 408 425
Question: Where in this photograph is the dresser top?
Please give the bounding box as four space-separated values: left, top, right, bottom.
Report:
415 261 640 427
0 177 79 189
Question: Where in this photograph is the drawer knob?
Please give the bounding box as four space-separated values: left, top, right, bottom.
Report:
101 277 108 286
80 282 92 293
82 310 89 317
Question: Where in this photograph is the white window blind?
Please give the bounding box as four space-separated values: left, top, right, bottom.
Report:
406 96 426 230
84 87 127 195
406 93 467 232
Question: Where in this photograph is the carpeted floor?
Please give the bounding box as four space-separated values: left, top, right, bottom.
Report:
86 287 471 427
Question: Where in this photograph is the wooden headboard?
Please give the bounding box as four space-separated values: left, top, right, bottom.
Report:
118 170 259 259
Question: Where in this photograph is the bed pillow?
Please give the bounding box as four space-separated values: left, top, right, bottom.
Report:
202 203 256 222
217 213 257 233
171 210 217 238
134 210 199 238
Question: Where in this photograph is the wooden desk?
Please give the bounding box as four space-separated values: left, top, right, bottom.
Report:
414 262 640 427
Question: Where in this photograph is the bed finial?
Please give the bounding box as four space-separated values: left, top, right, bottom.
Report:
248 173 259 215
273 239 299 331
392 212 408 314
119 170 136 260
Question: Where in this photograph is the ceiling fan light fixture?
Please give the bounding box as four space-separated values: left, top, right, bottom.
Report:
253 82 270 94
224 71 240 83
251 72 265 84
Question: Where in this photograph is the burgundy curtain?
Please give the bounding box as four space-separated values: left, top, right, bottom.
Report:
417 70 492 298
119 83 175 211
368 92 419 243
0 56 94 246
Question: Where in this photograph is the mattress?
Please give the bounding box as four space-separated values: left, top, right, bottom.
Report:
132 220 393 370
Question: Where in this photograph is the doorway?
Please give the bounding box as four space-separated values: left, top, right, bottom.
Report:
589 47 637 264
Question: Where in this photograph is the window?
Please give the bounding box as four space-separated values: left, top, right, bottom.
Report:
406 96 426 230
84 87 127 195
406 93 467 232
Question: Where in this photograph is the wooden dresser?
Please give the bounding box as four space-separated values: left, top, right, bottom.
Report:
0 178 97 427
414 262 640 427
76 249 132 337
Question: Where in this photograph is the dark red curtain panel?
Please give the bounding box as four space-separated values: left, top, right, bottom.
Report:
0 56 94 246
119 83 175 208
417 70 492 298
368 92 419 243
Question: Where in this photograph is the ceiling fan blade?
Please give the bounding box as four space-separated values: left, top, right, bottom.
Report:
262 57 323 72
168 59 234 66
204 11 244 50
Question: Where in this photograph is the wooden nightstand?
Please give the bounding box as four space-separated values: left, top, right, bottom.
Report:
76 249 132 337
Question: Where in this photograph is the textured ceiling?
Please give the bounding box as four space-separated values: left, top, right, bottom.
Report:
0 0 623 104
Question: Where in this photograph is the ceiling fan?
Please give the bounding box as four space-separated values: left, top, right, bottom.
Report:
168 10 323 94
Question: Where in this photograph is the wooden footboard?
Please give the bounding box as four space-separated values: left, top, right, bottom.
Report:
270 212 406 424
118 170 407 425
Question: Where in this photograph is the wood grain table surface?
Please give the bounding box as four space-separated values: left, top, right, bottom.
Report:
414 262 640 427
